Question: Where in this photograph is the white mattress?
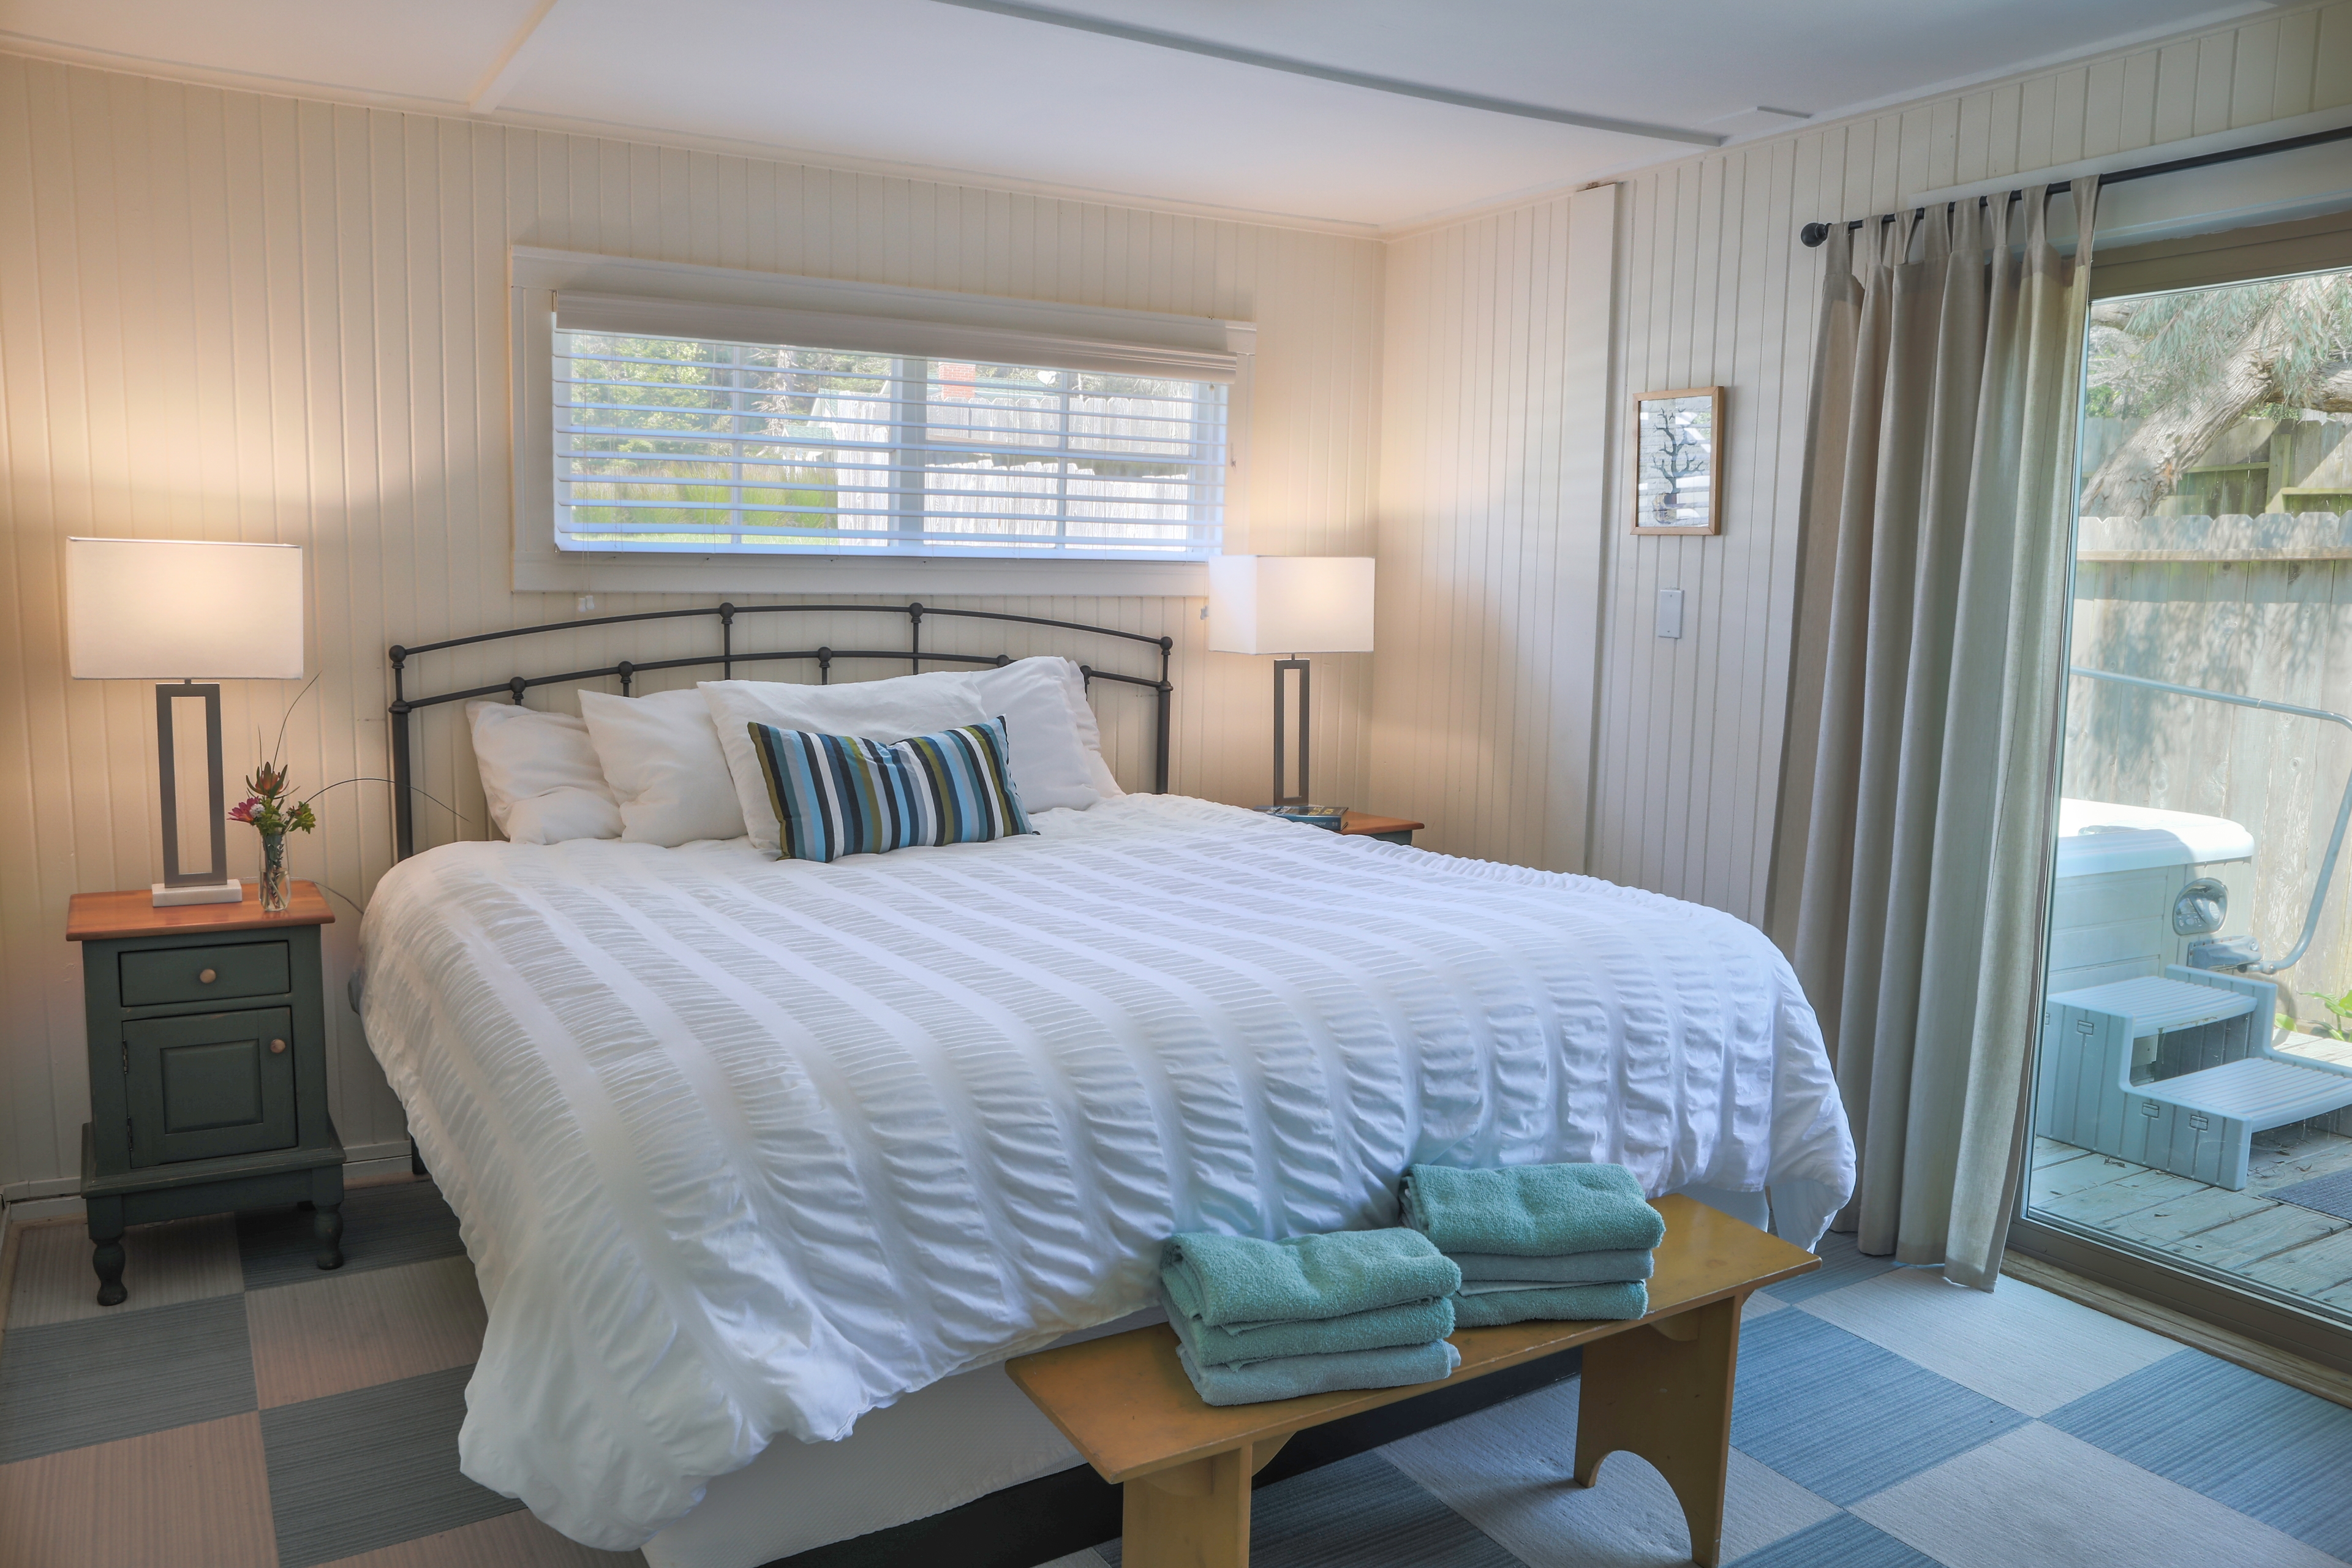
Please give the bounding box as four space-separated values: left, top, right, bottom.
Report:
358 793 1853 1551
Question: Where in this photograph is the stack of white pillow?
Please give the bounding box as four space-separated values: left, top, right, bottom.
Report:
464 656 1122 854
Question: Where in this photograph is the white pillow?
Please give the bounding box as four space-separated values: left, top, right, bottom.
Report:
1028 656 1121 799
578 687 748 846
504 790 626 846
464 701 622 845
701 673 990 857
967 657 1117 809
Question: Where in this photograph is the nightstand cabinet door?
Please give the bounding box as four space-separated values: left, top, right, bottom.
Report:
123 1006 298 1167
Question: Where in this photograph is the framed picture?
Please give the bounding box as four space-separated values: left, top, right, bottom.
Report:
1631 386 1724 535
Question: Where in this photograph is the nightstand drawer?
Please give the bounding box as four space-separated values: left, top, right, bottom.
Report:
119 940 290 1007
123 1007 298 1167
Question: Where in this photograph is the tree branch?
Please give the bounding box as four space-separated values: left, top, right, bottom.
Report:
2299 356 2352 413
2077 279 2338 519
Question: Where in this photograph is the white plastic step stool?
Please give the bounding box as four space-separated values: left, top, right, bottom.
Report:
2036 966 2352 1189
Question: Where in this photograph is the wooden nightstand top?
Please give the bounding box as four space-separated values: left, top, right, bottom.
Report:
67 881 334 942
1340 811 1425 837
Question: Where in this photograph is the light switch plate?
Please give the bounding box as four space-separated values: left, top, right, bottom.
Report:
1657 587 1684 639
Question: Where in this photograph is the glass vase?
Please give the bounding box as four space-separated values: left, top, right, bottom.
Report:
259 829 290 913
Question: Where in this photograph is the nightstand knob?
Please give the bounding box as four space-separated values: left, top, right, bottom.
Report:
270 1038 287 1054
198 968 217 984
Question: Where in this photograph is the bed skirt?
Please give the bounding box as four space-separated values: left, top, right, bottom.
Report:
641 1186 1771 1568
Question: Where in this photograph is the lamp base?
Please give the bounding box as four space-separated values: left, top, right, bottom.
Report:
153 879 244 908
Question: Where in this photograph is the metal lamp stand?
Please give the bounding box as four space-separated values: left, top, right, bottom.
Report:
154 679 241 907
1272 656 1310 806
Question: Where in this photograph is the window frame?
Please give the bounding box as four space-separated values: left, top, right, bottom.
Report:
549 336 1229 564
510 247 1253 596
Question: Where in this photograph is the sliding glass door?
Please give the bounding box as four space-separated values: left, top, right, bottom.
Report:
2016 255 2352 1367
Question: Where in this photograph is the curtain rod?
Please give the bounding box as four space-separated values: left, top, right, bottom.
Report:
1796 119 2352 247
1798 190 2022 247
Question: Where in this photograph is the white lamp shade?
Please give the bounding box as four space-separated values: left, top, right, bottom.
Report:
1207 556 1375 655
66 537 306 680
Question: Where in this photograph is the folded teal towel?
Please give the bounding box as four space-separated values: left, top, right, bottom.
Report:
1400 1163 1665 1257
1175 1338 1462 1407
1167 1290 1456 1366
1450 1281 1648 1328
1452 1248 1655 1286
1159 1229 1461 1329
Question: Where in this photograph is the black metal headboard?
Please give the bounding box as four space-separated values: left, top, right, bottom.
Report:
387 601 1174 861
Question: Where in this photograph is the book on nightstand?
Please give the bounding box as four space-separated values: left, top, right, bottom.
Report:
1254 804 1348 832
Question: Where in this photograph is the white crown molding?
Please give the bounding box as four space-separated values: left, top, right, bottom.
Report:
1376 176 1619 242
0 29 472 115
466 100 1389 237
0 35 1386 240
1728 0 2281 146
1370 0 2297 239
0 0 2308 245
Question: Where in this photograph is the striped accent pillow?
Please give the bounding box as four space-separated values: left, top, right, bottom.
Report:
745 716 1035 863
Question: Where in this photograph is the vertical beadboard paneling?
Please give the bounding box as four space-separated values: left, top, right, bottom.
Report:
12 0 2351 1199
1379 0 2352 930
0 54 1384 1199
1370 194 1590 870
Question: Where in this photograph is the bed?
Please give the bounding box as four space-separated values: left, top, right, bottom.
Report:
357 604 1855 1565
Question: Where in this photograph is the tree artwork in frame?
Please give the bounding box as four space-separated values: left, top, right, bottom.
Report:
1632 386 1723 535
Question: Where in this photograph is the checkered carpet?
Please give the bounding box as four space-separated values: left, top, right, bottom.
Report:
1072 1241 2352 1568
0 1178 636 1568
5 1178 2351 1568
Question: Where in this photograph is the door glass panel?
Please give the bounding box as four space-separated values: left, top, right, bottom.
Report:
2029 265 2352 1330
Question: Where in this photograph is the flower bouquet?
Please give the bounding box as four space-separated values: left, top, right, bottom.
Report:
230 760 318 913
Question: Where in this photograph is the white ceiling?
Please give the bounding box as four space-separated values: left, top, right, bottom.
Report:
0 0 2282 230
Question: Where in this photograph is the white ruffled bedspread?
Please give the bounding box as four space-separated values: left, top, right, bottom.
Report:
358 794 1853 1548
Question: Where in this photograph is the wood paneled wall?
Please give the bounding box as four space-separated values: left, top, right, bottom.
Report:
1373 0 2352 927
0 55 1385 1200
11 0 2352 1200
1371 194 1594 873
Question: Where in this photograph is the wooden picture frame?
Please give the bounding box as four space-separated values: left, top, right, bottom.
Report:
1631 386 1724 535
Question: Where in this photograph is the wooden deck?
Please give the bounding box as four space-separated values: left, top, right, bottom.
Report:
2030 1122 2352 1314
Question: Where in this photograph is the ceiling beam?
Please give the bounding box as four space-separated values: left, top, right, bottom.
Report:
925 0 1723 146
471 0 562 116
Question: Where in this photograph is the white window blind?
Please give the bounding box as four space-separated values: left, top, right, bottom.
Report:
551 326 1229 560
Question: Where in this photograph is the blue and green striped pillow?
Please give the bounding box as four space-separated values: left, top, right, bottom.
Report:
745 716 1035 862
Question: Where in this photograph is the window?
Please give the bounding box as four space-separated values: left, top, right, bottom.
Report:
509 249 1252 594
552 333 1227 560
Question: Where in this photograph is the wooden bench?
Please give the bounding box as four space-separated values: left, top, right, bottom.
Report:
1006 1194 1820 1568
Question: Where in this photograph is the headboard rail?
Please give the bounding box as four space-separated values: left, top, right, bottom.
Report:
388 600 1174 861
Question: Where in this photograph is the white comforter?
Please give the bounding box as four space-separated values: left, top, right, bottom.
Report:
360 794 1852 1548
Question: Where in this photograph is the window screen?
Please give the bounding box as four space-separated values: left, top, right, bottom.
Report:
552 331 1227 559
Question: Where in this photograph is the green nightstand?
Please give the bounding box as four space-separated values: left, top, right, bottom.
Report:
67 881 345 1305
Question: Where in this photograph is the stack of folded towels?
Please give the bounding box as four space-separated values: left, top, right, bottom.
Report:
1160 1228 1464 1407
1400 1161 1664 1327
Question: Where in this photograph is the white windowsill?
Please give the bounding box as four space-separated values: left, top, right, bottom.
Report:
514 552 1208 597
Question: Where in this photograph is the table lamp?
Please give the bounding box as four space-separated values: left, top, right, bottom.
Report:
67 538 307 907
1207 556 1374 808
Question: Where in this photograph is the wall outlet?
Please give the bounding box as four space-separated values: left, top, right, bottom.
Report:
1656 587 1684 639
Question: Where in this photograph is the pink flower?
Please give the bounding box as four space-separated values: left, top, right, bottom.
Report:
228 796 261 823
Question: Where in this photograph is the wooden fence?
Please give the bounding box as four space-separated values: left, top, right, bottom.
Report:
2068 511 2352 1030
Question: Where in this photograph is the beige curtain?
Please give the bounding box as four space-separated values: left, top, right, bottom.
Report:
1775 179 2098 1291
